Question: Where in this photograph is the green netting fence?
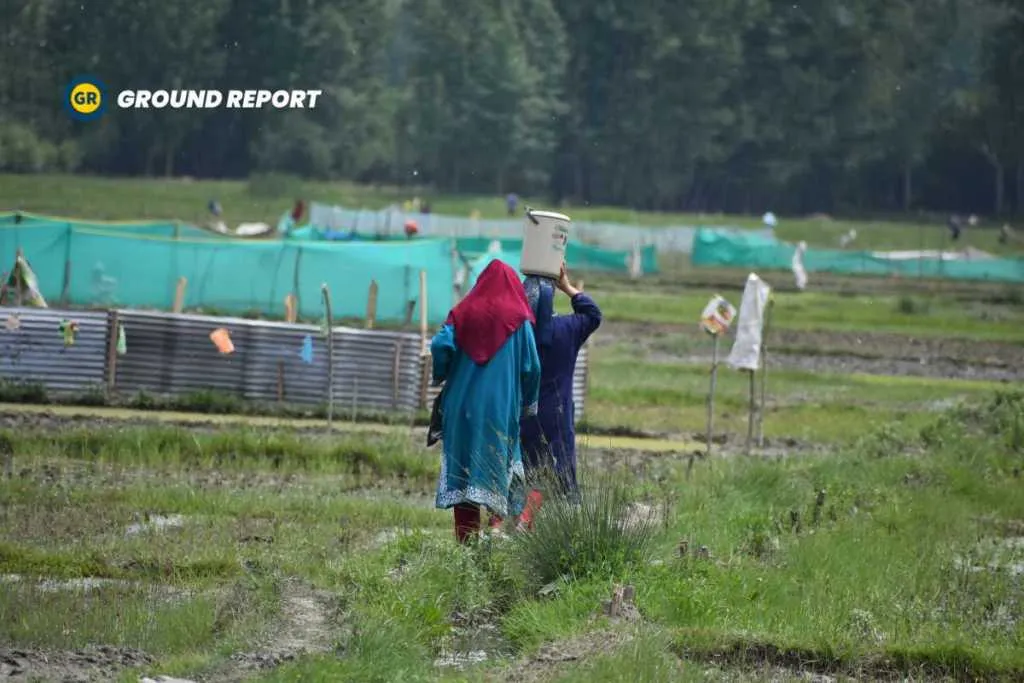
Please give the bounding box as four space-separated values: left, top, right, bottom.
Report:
453 237 657 275
0 211 221 240
691 228 1024 283
0 213 456 324
286 225 659 275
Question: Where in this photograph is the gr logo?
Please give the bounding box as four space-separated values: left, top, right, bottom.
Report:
64 76 106 121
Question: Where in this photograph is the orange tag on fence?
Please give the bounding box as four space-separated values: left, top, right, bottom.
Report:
210 327 234 354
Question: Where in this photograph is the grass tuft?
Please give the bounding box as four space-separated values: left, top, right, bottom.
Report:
1 424 437 481
510 468 662 588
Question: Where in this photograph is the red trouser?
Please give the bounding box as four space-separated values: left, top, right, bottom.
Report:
478 490 545 534
452 503 509 543
453 503 480 543
519 489 544 529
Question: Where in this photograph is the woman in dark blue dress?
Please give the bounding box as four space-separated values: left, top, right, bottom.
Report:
516 263 602 528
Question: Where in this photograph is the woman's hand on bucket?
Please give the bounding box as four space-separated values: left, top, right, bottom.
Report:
557 262 580 297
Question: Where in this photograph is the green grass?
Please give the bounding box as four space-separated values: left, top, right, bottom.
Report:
2 173 1022 255
0 172 1021 681
565 285 1024 344
0 355 1001 446
583 347 1011 441
1 424 436 482
0 392 1022 681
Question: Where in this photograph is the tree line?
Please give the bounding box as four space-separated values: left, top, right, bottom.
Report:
1 0 1023 218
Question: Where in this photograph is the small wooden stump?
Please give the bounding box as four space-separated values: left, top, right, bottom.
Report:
601 583 638 620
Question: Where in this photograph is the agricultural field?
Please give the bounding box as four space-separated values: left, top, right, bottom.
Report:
3 173 1023 256
1 175 1023 682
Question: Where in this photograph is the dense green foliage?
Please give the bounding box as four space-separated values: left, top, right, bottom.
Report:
2 0 1023 216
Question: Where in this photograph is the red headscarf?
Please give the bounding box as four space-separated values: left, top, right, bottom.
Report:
446 260 534 365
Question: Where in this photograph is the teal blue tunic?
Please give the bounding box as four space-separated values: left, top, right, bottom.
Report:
431 322 541 518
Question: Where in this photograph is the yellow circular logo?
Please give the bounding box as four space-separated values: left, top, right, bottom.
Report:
69 83 102 115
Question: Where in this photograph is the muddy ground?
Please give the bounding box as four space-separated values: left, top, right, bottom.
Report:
0 415 967 682
0 578 342 683
597 321 1024 383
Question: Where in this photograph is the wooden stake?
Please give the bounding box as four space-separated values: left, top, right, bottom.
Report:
418 269 432 412
419 358 431 411
419 269 428 356
391 340 402 410
293 248 303 315
104 310 121 393
321 283 334 431
417 268 431 412
172 277 187 314
705 334 720 458
366 280 378 329
745 370 756 456
284 294 297 323
757 299 775 448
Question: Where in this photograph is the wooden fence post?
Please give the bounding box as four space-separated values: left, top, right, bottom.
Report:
757 298 775 448
391 340 403 410
284 294 297 323
419 270 428 356
173 277 187 314
366 281 378 329
418 270 431 411
293 248 303 317
104 310 121 394
321 283 334 431
704 334 720 459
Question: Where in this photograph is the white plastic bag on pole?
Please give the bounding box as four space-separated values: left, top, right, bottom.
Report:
628 241 643 279
792 241 808 291
726 273 772 371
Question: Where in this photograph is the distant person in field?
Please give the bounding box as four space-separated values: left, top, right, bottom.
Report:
290 199 305 223
506 192 519 216
511 262 602 530
429 260 541 543
947 214 963 241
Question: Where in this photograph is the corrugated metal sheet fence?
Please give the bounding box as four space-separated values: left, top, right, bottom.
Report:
0 307 109 393
0 306 589 419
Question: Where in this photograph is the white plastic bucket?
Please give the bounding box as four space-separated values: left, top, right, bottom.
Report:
520 209 571 279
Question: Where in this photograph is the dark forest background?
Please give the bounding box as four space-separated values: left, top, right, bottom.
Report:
1 0 1023 217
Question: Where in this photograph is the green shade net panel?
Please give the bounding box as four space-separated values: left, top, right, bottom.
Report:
285 224 658 275
690 228 1024 283
0 211 219 239
0 214 456 323
452 237 656 275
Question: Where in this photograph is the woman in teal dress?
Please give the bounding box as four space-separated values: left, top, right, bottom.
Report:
431 260 542 543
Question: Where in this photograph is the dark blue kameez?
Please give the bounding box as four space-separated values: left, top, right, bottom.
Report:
520 286 602 495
